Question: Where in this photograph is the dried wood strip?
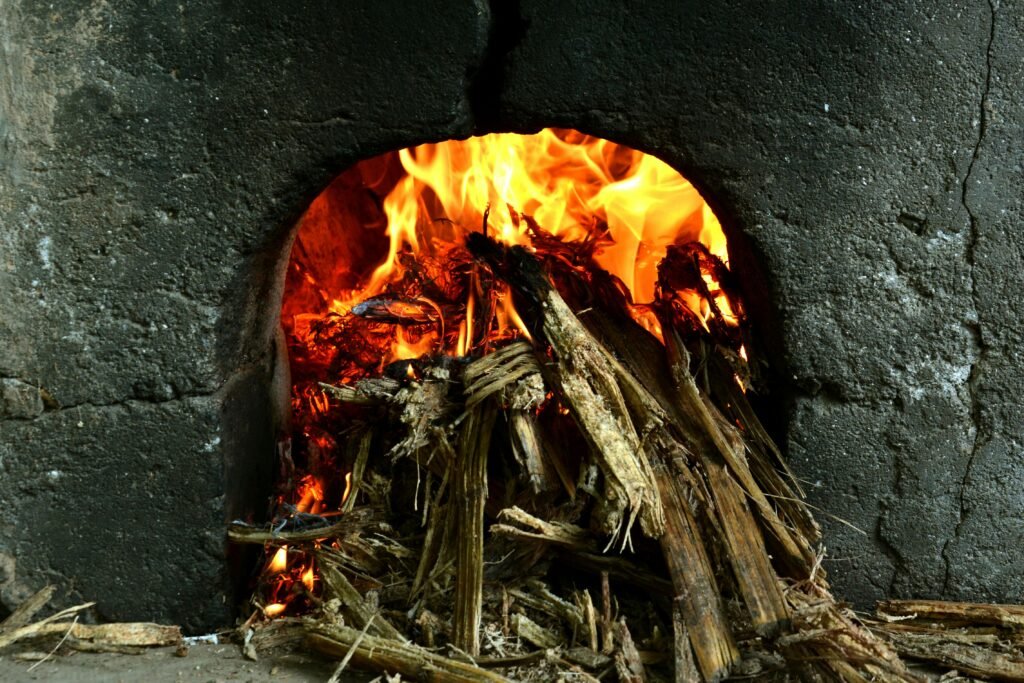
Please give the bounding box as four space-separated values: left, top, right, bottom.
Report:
451 401 498 656
342 429 373 513
509 411 557 494
874 625 1024 682
672 604 701 683
307 624 514 683
319 378 401 405
491 506 596 551
614 619 646 683
0 619 180 651
704 462 789 636
317 558 404 642
0 585 55 633
0 602 96 650
228 520 349 544
653 460 739 683
877 600 1024 630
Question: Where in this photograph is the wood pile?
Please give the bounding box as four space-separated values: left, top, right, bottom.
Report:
228 232 1024 682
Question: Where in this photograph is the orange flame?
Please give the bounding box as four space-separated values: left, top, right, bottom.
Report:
264 603 286 618
301 564 316 592
282 129 728 372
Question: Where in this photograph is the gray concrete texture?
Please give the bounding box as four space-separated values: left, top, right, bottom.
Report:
0 1 1020 631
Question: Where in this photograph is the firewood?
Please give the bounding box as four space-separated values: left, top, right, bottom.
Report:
664 328 815 576
614 619 646 683
671 604 701 683
869 627 1024 681
703 462 789 636
653 459 739 682
451 399 498 656
877 600 1024 631
0 585 56 633
0 618 181 651
317 556 404 641
467 234 664 543
511 613 560 649
306 623 514 683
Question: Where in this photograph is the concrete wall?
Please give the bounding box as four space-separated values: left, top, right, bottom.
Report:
1 1 1020 631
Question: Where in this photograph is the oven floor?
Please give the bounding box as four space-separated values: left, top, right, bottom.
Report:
0 643 372 682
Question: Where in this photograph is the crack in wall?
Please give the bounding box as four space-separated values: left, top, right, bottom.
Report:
941 0 997 595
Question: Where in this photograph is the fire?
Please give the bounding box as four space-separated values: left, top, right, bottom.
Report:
262 129 739 620
281 129 730 380
301 564 316 592
268 546 288 574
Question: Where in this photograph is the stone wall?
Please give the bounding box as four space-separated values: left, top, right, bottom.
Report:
1 1 1020 631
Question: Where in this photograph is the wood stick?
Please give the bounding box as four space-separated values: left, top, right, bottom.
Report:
704 462 789 636
672 604 701 683
871 628 1024 681
0 585 56 632
877 600 1024 630
0 619 180 650
511 613 560 649
0 602 96 649
317 558 404 642
664 328 815 576
451 400 498 657
653 459 739 682
614 619 646 683
306 623 514 683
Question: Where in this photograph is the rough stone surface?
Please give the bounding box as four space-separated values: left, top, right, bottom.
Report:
0 0 488 630
1 0 1022 629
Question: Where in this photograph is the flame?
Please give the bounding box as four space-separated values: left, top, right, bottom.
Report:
269 546 288 574
268 130 736 620
341 472 353 506
301 564 316 592
282 129 728 375
294 475 325 515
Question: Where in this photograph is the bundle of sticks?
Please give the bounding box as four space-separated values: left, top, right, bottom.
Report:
230 226 1024 682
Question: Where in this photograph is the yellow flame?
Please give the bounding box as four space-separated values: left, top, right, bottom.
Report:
269 546 288 574
264 603 286 618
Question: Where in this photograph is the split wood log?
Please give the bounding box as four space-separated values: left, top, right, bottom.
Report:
306 623 514 683
467 234 664 543
451 399 498 656
511 613 560 649
671 605 701 683
870 627 1024 682
652 459 739 682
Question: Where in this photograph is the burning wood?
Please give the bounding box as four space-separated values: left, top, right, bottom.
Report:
229 129 1024 682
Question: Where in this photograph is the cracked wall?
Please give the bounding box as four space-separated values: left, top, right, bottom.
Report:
1 0 1022 629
